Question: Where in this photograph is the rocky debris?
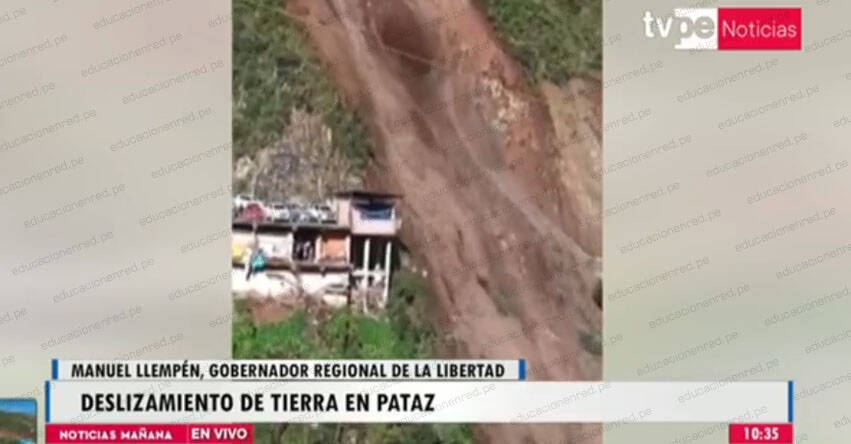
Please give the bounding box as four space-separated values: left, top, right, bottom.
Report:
236 109 362 202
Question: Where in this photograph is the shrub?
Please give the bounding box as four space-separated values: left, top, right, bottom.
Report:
479 0 602 82
233 0 372 170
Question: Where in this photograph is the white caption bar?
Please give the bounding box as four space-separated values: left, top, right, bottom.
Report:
53 359 524 381
46 381 791 424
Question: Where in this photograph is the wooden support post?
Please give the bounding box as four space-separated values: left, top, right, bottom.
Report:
361 237 370 290
382 239 392 306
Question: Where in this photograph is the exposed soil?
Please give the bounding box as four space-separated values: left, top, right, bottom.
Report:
246 297 297 325
288 1 602 442
0 430 26 439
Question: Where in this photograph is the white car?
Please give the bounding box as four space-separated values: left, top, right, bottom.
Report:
233 194 254 210
293 205 318 223
316 204 337 224
267 203 291 222
305 204 336 224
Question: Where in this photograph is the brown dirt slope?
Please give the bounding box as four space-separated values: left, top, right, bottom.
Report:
289 0 602 442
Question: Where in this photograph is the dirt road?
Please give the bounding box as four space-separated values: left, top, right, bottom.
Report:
289 0 602 442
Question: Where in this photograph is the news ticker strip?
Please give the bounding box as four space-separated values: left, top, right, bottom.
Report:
43 423 796 444
45 380 792 424
46 424 253 444
52 359 524 380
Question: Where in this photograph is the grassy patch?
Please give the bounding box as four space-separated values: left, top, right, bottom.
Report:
232 270 439 360
580 329 602 356
232 270 473 443
233 0 372 170
0 410 36 441
478 0 601 82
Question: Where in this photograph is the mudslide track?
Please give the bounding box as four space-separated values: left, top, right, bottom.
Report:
289 0 602 442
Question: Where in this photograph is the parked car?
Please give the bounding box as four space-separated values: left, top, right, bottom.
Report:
238 202 266 222
233 194 254 210
285 203 301 221
267 203 291 222
301 204 333 224
293 205 318 224
315 204 336 224
305 205 322 223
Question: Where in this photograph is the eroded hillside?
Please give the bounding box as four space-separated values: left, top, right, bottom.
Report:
287 0 602 442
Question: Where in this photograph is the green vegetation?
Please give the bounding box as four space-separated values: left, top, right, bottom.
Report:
233 0 372 171
233 270 438 361
233 270 473 444
479 0 601 83
580 329 602 356
0 409 36 442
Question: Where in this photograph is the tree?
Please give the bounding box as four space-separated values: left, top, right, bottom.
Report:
244 109 361 202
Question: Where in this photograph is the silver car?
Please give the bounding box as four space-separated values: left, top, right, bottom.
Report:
316 204 336 224
268 203 291 222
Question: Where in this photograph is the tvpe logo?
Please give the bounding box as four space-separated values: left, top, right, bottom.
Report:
643 8 801 50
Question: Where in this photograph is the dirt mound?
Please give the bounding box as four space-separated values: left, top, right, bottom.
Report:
289 1 602 442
